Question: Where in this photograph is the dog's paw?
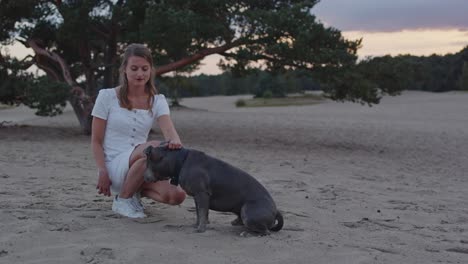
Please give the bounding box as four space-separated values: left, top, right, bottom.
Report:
239 230 270 237
239 231 250 237
231 218 244 226
195 226 207 233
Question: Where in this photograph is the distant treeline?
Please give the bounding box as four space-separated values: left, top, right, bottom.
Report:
359 46 468 93
158 70 321 99
159 46 468 99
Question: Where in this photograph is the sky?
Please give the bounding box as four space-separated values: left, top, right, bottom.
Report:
312 0 468 55
193 0 468 75
4 1 468 75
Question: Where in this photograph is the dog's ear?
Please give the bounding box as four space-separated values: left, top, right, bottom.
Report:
144 146 152 156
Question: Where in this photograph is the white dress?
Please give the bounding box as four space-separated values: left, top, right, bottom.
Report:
91 88 170 193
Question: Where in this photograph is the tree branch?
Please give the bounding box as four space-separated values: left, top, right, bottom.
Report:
26 38 94 130
221 51 317 71
154 40 246 76
27 39 76 85
35 56 62 81
90 24 111 39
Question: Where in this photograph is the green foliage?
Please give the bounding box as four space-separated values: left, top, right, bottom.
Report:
4 0 437 131
166 70 320 99
262 90 273 99
0 0 37 41
0 54 70 116
159 74 198 106
236 93 324 108
235 99 246 107
457 62 468 90
357 46 468 93
253 73 286 98
22 76 70 116
323 67 381 105
0 1 367 113
0 56 32 105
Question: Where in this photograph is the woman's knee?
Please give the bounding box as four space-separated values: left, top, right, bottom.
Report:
141 183 186 205
160 188 186 205
130 141 162 163
169 189 186 205
129 156 146 170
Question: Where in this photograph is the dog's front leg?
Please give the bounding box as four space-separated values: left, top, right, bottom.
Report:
194 192 210 233
193 196 200 227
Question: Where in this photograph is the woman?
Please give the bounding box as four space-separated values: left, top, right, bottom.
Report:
91 43 186 218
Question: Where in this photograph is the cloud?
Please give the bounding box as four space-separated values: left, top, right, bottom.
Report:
343 29 468 57
313 0 468 32
450 41 468 47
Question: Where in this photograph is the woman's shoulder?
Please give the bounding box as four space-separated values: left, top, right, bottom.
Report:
99 87 117 95
152 93 169 109
154 93 168 101
97 88 118 100
152 94 170 115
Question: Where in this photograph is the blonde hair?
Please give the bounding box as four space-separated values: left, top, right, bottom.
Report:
118 43 158 110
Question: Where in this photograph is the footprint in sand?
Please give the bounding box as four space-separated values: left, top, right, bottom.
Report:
268 179 309 191
318 185 338 201
164 224 184 230
386 200 418 211
446 247 468 255
48 221 86 232
80 247 115 264
342 217 401 231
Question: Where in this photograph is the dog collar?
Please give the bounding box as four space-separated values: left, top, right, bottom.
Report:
171 148 189 186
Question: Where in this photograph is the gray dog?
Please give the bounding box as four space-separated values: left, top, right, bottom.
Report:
143 145 284 235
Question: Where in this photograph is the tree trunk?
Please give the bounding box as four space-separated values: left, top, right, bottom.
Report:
28 39 94 134
103 21 119 89
69 87 94 135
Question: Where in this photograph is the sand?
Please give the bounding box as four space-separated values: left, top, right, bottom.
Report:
1 91 467 263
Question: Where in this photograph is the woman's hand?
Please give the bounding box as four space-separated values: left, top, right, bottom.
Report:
167 139 182 150
96 168 112 196
157 115 182 150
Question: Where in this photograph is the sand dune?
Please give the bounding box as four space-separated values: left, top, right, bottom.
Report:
1 91 467 263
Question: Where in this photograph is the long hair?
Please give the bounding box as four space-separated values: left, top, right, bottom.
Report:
118 43 158 111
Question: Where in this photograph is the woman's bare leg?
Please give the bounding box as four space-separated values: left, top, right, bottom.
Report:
141 181 186 205
119 157 146 198
119 140 186 205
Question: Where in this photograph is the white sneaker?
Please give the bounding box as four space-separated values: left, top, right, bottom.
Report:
112 195 146 218
132 192 145 212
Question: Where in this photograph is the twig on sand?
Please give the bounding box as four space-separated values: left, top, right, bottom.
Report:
0 121 14 127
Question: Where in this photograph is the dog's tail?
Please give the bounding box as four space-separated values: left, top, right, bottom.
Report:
269 211 284 232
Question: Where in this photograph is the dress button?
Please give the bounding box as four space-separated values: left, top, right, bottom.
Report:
131 143 134 146
133 110 137 113
133 118 137 121
133 128 136 131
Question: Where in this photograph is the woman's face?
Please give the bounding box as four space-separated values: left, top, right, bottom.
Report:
125 56 151 88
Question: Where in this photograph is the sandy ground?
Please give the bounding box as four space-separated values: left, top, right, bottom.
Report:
1 91 468 264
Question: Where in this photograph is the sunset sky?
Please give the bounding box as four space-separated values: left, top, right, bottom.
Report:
5 1 468 75
314 0 468 56
193 0 468 75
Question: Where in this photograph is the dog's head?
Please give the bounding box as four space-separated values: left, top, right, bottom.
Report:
143 145 172 182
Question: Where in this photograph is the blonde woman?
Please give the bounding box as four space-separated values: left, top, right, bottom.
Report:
91 43 186 218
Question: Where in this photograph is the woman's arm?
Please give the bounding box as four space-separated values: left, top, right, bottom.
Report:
157 115 182 149
91 117 112 196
